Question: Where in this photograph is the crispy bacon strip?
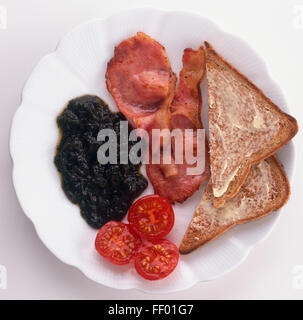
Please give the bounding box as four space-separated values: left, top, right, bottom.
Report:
106 32 176 134
146 47 210 203
106 34 209 203
171 48 205 130
106 32 177 177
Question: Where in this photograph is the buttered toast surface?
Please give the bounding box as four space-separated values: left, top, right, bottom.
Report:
205 42 298 208
179 156 290 254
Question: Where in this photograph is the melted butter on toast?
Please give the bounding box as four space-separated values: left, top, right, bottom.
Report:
192 159 275 229
179 155 290 254
207 65 279 198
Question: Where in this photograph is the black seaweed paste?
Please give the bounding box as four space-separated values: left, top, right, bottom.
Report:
54 95 148 229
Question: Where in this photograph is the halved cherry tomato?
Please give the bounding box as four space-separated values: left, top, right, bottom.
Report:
95 221 141 265
127 195 174 240
134 239 179 280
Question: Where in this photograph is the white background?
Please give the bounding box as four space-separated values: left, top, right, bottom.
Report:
0 0 303 299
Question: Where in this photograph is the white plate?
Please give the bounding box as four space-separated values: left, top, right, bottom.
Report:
10 8 295 293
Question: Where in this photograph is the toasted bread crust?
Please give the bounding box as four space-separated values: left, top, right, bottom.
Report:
205 42 298 208
213 163 251 208
179 156 290 254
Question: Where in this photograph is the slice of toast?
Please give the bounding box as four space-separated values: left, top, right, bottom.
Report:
205 42 298 208
179 156 290 254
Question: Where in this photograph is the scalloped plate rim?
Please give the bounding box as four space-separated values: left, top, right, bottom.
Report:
9 7 295 294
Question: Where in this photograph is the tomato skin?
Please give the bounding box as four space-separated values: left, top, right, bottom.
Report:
95 221 141 265
134 239 179 280
127 195 175 240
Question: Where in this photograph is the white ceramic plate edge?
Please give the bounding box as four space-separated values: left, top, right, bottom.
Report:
9 7 296 294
